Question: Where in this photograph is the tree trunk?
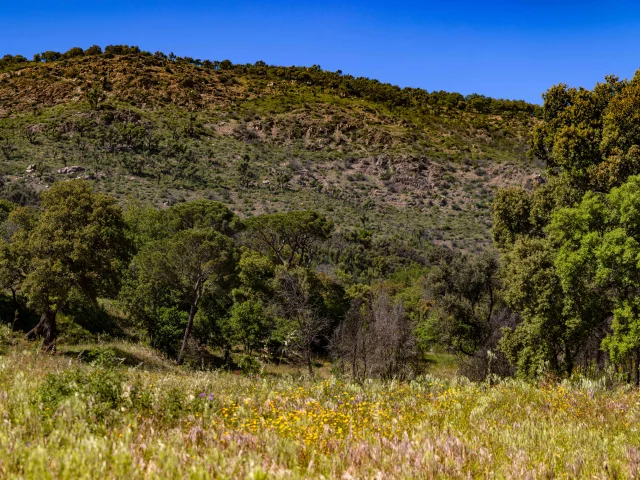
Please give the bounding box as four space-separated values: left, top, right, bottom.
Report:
564 343 574 376
27 309 57 352
224 344 231 365
306 346 314 376
177 277 204 366
177 300 199 366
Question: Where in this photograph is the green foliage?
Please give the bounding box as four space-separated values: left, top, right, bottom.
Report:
492 187 533 249
37 370 78 412
237 154 254 187
40 50 62 62
244 211 332 269
420 252 500 357
36 364 125 418
83 45 102 56
547 176 640 372
237 248 275 294
153 307 188 356
492 72 640 379
0 199 14 223
228 299 272 353
529 73 640 194
0 181 133 349
22 180 133 304
124 220 237 362
498 237 570 378
104 45 141 56
164 199 239 236
161 386 185 420
238 355 262 375
123 198 165 249
0 324 14 354
84 82 106 110
63 47 84 59
496 174 640 379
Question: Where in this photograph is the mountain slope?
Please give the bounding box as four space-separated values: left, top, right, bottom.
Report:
0 48 541 252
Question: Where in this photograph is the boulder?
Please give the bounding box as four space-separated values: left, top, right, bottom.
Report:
523 173 547 191
57 166 86 175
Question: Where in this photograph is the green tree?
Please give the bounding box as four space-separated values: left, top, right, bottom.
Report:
498 237 570 377
272 266 329 374
527 74 640 195
491 73 640 378
125 228 236 364
0 181 133 350
153 306 188 357
164 199 238 236
237 154 253 187
83 45 103 56
243 211 332 269
63 47 84 58
421 252 500 357
123 199 165 250
237 248 275 295
84 82 106 110
227 298 272 354
40 51 62 62
492 187 533 249
546 176 640 382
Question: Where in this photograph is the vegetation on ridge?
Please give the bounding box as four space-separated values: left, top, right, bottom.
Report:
3 43 640 478
0 44 539 252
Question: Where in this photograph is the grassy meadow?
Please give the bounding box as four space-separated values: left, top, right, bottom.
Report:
0 337 639 479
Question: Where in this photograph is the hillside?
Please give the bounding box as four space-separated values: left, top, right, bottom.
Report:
0 47 540 252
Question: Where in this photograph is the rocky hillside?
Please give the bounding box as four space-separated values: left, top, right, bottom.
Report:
0 47 541 251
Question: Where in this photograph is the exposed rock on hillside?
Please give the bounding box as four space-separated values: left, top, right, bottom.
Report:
0 49 541 250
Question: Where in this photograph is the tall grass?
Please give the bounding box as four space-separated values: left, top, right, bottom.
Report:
1 341 640 478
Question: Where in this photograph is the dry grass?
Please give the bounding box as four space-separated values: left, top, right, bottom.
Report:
1 340 640 478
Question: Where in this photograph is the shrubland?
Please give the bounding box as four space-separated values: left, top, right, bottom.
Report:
0 45 540 252
2 44 640 477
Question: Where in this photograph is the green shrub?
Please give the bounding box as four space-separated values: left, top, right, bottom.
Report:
152 307 188 357
162 387 185 419
0 324 14 355
37 370 82 413
88 347 121 368
85 368 125 409
238 355 262 375
37 366 124 419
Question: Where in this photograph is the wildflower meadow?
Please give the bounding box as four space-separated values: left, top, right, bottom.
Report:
1 342 640 479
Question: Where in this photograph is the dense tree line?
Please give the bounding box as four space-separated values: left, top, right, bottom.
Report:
0 45 537 115
494 70 640 382
3 50 640 382
0 179 504 377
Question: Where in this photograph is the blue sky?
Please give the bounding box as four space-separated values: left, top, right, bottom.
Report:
2 1 640 103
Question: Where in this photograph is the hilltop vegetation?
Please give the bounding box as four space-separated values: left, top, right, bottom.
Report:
4 44 640 478
0 45 539 252
3 45 640 384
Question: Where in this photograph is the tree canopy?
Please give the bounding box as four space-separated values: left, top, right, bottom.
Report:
243 211 332 269
494 70 640 380
0 180 133 350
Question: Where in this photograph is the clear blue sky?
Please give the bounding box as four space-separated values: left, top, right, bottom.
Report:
2 0 640 103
